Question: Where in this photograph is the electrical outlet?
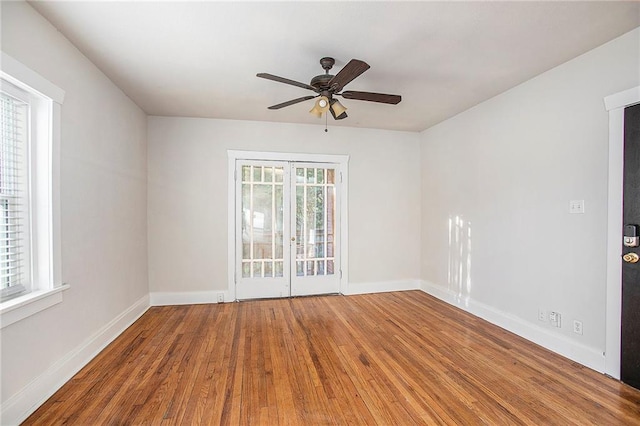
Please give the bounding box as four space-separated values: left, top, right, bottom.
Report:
217 293 224 303
569 200 585 214
549 311 562 328
538 309 547 322
573 320 583 335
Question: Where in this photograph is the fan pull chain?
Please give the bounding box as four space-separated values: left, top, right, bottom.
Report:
325 112 328 132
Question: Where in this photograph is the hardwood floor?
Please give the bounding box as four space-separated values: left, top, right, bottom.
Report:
25 291 640 425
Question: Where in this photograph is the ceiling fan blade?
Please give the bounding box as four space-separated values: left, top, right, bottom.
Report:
340 91 401 104
268 95 316 110
257 73 317 91
328 59 370 92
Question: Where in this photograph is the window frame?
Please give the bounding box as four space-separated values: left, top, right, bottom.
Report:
0 52 67 329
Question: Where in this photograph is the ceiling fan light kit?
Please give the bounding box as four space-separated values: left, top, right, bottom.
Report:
257 57 401 123
330 99 347 117
309 107 322 118
309 95 330 117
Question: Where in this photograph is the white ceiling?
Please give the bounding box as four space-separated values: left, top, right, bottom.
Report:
29 1 640 132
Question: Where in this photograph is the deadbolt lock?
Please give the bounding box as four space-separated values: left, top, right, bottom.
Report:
624 225 640 247
623 252 640 264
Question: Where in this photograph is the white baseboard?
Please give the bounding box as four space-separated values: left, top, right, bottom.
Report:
420 280 605 373
150 281 420 304
150 290 230 306
1 294 150 426
342 279 421 296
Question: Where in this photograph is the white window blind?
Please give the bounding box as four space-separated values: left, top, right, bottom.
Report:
0 87 30 300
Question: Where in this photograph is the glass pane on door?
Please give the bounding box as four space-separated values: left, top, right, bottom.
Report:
236 160 339 300
294 166 336 277
241 165 285 278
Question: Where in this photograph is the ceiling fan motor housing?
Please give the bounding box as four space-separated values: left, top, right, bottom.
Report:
310 74 335 91
320 57 335 71
311 57 336 91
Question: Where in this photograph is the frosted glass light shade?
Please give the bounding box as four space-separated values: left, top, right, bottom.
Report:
309 104 322 117
309 96 330 117
330 99 347 116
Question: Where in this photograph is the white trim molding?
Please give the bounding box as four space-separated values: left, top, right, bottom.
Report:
150 281 421 305
604 86 640 112
1 52 65 104
0 284 70 329
1 294 150 425
603 85 640 379
421 280 605 373
150 291 230 306
343 279 421 296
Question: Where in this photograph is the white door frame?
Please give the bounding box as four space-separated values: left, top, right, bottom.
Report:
227 150 349 301
604 86 640 379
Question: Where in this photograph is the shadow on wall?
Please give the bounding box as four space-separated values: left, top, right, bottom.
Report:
448 215 472 307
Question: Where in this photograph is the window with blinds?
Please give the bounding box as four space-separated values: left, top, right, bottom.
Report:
0 54 64 323
0 86 30 300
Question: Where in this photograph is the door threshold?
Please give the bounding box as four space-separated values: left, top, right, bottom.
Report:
236 293 342 302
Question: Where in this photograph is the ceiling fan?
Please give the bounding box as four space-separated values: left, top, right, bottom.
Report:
257 57 401 120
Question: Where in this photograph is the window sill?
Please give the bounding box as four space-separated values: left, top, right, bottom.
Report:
0 284 70 329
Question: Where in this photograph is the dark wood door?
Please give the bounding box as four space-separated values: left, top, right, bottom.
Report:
621 102 640 389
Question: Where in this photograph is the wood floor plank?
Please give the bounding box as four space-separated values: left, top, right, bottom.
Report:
23 291 640 425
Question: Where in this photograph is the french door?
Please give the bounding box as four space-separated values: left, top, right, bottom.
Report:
235 160 341 300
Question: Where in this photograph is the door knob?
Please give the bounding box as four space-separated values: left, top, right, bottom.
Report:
291 237 296 242
623 252 639 263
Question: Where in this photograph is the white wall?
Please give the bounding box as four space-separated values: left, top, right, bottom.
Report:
148 117 421 297
2 0 635 421
0 2 148 422
420 28 640 370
